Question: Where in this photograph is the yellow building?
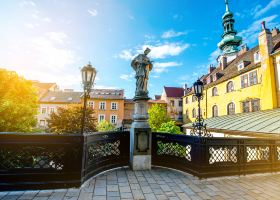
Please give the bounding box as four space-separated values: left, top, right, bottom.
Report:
183 2 280 123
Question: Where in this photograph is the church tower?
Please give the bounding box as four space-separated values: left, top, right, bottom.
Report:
217 0 242 55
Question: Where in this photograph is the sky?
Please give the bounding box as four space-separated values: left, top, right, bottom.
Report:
0 0 280 98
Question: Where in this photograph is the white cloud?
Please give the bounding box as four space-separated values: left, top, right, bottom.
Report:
154 61 182 73
239 15 279 45
118 50 135 61
208 49 221 64
161 30 187 39
19 0 36 7
25 23 35 29
254 0 280 18
46 32 68 44
43 17 51 23
120 72 135 81
88 9 98 17
138 43 189 59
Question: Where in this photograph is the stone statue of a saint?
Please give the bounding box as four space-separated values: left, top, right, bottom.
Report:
131 48 153 100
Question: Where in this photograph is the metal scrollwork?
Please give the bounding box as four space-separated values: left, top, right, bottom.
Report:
190 117 212 137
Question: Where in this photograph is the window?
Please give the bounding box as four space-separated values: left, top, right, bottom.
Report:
192 108 196 118
88 101 94 108
237 62 244 71
99 102 106 110
179 111 183 119
227 102 235 115
185 97 189 104
179 100 183 107
111 102 117 110
226 81 234 93
252 99 260 112
249 71 258 86
41 107 47 114
39 120 46 126
241 74 248 88
242 101 250 113
49 107 55 114
192 95 196 102
110 115 117 124
98 114 105 123
212 87 218 96
186 110 189 118
254 51 260 63
212 105 218 117
170 100 175 107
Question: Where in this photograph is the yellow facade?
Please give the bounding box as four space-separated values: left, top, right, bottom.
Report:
183 29 279 123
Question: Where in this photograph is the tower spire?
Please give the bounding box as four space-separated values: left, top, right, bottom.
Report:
225 0 229 12
217 0 242 55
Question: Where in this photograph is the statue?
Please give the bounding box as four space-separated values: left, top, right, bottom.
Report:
131 48 153 99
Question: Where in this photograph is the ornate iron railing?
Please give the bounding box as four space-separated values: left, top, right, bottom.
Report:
0 131 130 191
152 132 280 178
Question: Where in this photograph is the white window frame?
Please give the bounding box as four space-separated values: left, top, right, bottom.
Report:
110 115 117 124
88 101 94 109
111 102 118 110
99 102 106 110
237 62 244 71
98 114 105 123
41 107 47 114
254 51 261 63
49 107 55 114
39 120 46 126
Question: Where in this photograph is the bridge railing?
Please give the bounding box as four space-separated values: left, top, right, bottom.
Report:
0 131 130 191
152 132 280 178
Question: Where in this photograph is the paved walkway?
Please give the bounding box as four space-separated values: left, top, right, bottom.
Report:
1 167 280 200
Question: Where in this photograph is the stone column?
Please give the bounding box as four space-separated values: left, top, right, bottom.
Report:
130 99 151 170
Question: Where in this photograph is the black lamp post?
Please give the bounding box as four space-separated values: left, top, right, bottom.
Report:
190 79 211 137
81 62 97 134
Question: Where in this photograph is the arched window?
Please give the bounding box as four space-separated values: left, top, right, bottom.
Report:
227 102 235 115
212 87 218 96
192 108 196 118
212 105 218 117
192 95 196 102
226 81 234 93
186 110 189 119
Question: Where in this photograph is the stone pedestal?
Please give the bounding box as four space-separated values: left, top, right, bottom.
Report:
130 99 152 170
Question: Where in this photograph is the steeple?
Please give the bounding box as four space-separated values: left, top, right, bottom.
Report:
218 0 242 55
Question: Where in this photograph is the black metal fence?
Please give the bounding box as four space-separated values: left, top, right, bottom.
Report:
152 132 280 178
0 131 130 191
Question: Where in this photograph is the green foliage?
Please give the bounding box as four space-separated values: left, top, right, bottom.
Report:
158 121 182 134
46 105 97 134
0 69 38 132
148 104 170 132
97 120 115 132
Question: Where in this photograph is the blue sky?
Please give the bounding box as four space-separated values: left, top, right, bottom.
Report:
0 0 280 98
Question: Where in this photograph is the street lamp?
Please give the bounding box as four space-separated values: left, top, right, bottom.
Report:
190 79 212 137
81 62 97 134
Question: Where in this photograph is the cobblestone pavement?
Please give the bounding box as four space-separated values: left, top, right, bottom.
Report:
1 167 280 200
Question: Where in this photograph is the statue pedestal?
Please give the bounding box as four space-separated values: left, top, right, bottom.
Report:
130 99 151 170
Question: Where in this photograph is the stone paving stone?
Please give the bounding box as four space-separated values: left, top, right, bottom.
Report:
93 187 106 196
131 189 145 199
120 192 133 199
48 191 66 200
107 185 119 192
155 194 168 200
91 196 106 200
107 191 120 197
1 195 21 200
119 186 131 193
107 197 120 200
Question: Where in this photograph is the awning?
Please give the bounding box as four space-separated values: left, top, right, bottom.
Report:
183 108 280 136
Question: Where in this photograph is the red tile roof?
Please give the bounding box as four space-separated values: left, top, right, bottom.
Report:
164 86 184 98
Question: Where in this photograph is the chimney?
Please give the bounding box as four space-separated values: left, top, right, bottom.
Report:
272 27 280 37
183 84 188 95
221 56 227 70
259 20 273 54
239 44 249 56
208 64 216 74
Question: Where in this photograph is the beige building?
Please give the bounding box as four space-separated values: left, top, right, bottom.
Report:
160 86 184 123
37 91 82 127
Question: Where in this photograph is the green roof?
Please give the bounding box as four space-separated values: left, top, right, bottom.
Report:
183 108 280 135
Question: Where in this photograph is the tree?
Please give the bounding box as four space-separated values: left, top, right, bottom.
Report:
148 104 170 132
97 120 115 132
0 69 38 132
158 121 182 134
47 105 97 134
